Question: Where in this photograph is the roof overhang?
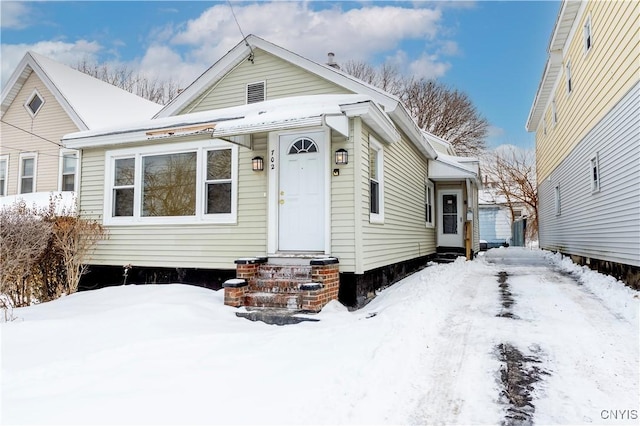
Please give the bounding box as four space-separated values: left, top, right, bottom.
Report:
62 94 394 150
429 155 480 185
526 0 582 132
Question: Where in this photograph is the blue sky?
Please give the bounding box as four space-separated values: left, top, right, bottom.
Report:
1 1 560 151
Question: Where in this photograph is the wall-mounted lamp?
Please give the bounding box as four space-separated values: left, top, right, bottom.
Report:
252 156 264 171
335 148 348 165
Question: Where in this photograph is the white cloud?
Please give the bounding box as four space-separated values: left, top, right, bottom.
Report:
1 2 32 29
1 40 102 86
2 2 461 92
167 2 448 75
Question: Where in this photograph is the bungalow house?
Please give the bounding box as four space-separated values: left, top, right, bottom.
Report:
0 52 162 207
63 35 481 310
526 1 639 287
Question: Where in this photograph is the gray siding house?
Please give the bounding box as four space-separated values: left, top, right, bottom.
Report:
64 35 481 309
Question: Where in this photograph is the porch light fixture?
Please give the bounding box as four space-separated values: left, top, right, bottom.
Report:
335 148 348 165
252 156 264 171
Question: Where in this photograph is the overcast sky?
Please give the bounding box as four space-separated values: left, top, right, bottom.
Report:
1 1 560 150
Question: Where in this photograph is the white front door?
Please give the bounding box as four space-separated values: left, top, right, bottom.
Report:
437 189 463 247
278 131 325 251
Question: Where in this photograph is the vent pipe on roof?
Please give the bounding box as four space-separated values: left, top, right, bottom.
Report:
327 52 340 69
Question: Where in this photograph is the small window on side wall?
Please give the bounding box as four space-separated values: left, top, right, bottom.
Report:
425 180 434 227
583 15 592 53
590 153 600 193
565 61 572 95
369 135 384 223
60 150 78 192
0 155 8 196
554 185 561 216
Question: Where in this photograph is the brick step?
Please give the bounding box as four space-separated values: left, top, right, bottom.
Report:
250 278 311 293
256 265 312 280
244 291 303 310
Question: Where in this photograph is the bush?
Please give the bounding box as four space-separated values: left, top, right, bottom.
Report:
0 196 107 311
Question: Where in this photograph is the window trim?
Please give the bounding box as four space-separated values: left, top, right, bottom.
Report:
0 155 8 197
246 81 266 104
103 139 238 226
24 89 45 118
554 185 561 216
590 153 600 193
369 135 384 224
583 14 593 54
565 60 572 95
58 149 79 192
425 180 434 227
18 152 37 194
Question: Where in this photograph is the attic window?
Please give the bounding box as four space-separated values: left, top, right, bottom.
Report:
247 81 265 104
25 90 44 117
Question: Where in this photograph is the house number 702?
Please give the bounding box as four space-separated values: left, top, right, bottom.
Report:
270 150 275 170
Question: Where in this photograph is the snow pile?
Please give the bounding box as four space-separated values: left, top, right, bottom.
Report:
2 249 638 425
0 191 76 214
544 250 639 324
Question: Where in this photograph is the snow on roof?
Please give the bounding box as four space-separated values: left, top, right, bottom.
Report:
429 153 480 182
63 94 374 148
422 131 456 155
26 52 162 129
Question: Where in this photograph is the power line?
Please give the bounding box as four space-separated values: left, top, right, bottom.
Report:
1 120 64 147
0 143 70 159
227 0 255 63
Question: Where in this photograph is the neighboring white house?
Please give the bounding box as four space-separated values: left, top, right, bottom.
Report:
526 0 639 287
0 52 162 208
62 35 481 309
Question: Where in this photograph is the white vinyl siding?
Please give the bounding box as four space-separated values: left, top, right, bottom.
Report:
538 82 640 267
78 134 269 270
180 49 351 114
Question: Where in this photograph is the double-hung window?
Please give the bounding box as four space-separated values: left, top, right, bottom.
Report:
19 153 37 194
425 180 434 227
551 99 558 126
105 140 237 224
369 135 384 223
0 155 8 196
59 150 78 191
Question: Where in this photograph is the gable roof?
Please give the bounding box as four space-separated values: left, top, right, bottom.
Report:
1 52 163 131
156 35 437 159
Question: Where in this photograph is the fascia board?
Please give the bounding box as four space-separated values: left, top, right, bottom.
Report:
1 55 32 115
389 105 438 160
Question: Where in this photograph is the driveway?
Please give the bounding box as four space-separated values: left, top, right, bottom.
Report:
411 248 639 425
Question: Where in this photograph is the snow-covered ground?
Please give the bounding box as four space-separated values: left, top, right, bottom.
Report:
2 248 638 425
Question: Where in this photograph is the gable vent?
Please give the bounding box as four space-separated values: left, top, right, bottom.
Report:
247 81 265 104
